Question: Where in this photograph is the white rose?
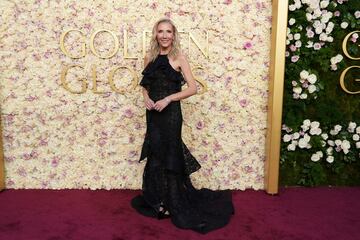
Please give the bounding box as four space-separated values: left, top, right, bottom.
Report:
298 138 308 148
289 4 296 11
354 134 360 141
289 18 296 25
356 142 360 149
303 119 311 127
320 0 329 8
303 133 311 142
293 132 300 139
334 125 342 132
335 139 342 146
295 40 302 48
300 93 308 99
300 70 309 79
341 140 351 150
307 74 317 84
308 84 316 93
321 133 328 140
341 22 349 29
327 140 335 146
294 33 301 40
356 126 360 134
310 121 320 129
283 134 292 142
311 153 321 162
330 130 338 136
306 13 313 21
326 156 334 163
326 147 333 155
287 144 296 151
293 87 302 94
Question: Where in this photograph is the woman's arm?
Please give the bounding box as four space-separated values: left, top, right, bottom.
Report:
167 53 197 102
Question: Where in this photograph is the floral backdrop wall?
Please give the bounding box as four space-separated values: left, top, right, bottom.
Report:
0 0 272 190
281 0 360 186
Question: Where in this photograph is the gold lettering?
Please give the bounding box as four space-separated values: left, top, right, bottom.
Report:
60 65 88 93
339 66 360 94
109 66 138 93
60 29 86 59
90 29 119 59
91 65 107 94
342 31 360 60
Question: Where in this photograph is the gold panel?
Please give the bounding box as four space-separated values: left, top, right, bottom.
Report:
264 0 289 194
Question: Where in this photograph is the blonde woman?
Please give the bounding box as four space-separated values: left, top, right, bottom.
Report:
131 17 234 234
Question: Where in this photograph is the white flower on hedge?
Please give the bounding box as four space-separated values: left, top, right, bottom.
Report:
293 132 300 139
289 4 296 11
340 22 349 29
321 133 328 140
320 1 330 9
348 122 356 132
300 93 308 99
293 87 302 94
341 140 351 151
356 126 360 134
295 40 302 48
294 0 301 8
306 41 314 48
308 84 317 93
283 134 292 142
294 33 301 40
356 142 360 149
334 125 342 132
307 74 317 84
298 135 311 148
353 134 359 141
310 126 321 135
300 70 309 79
287 143 296 151
334 139 342 146
326 156 334 163
303 119 311 128
311 151 323 162
327 36 334 42
319 32 328 41
310 121 320 129
355 11 360 19
321 140 326 147
289 18 296 25
327 140 335 146
288 33 294 40
326 147 333 155
306 13 313 21
330 54 343 65
313 42 322 50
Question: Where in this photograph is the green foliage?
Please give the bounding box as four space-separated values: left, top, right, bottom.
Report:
280 0 360 186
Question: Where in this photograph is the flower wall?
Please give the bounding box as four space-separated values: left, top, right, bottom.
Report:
0 0 272 190
281 0 360 186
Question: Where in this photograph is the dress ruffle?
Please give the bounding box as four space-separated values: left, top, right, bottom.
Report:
139 55 186 89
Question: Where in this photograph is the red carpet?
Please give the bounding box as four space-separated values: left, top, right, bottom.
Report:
0 187 359 240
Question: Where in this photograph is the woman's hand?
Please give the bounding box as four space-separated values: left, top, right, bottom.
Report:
154 97 171 112
144 96 155 110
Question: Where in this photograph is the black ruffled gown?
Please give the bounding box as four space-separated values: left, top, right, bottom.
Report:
131 53 235 234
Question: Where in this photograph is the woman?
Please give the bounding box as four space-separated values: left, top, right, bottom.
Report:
131 17 234 234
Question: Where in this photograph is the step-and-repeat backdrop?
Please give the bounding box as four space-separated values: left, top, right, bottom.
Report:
0 0 271 190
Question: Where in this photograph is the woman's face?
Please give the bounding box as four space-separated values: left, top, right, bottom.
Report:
156 22 174 49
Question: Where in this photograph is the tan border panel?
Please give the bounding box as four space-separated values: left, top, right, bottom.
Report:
0 111 5 190
264 0 289 194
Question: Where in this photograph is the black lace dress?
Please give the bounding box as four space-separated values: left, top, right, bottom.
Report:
131 53 235 234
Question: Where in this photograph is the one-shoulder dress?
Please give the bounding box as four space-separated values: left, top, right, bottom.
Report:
131 53 235 234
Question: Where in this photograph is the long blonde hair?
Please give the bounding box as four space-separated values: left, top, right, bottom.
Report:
147 18 181 62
